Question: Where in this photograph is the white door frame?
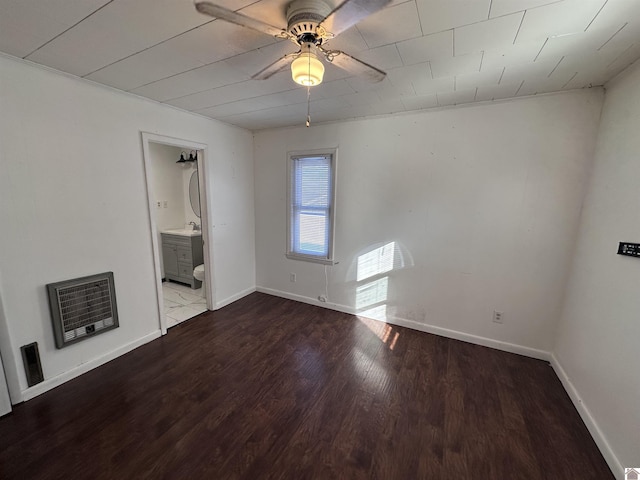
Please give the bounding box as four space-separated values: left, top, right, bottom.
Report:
140 132 215 334
0 352 12 416
0 273 20 406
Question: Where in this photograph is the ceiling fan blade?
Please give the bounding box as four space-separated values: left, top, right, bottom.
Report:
252 53 299 80
195 1 290 39
318 0 394 37
322 50 386 82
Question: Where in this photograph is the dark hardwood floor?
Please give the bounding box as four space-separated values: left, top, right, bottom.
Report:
0 293 613 479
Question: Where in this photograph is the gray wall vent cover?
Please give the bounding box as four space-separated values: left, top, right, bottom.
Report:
47 272 119 349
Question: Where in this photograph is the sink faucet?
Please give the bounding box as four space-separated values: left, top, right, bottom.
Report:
189 221 201 231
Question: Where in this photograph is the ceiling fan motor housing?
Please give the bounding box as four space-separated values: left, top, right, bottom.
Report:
286 0 332 41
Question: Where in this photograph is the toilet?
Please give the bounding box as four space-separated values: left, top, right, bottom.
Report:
193 264 205 285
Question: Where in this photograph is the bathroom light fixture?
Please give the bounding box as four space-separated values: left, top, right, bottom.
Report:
291 44 324 86
177 151 197 164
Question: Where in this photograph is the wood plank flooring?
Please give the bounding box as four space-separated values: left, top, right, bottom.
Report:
0 293 613 479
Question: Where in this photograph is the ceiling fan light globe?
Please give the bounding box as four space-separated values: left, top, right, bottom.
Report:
291 53 325 86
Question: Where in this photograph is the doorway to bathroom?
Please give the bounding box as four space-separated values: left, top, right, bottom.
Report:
141 133 213 334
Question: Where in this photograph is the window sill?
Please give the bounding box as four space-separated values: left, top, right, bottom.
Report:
286 253 335 265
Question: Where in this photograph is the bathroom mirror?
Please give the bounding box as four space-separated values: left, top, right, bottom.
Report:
189 170 201 218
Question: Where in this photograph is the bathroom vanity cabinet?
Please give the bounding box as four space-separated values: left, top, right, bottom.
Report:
161 232 203 289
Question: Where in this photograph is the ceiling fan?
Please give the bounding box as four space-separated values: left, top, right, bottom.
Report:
194 0 392 88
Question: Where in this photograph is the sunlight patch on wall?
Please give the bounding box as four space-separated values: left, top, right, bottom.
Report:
358 304 387 322
357 241 396 281
352 241 414 350
356 277 388 310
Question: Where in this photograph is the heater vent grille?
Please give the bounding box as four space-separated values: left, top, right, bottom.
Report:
47 272 119 348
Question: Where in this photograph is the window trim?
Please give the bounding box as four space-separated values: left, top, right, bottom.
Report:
286 148 337 265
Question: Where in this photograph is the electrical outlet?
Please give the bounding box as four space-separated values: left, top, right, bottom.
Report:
156 201 161 208
493 311 504 324
290 273 296 282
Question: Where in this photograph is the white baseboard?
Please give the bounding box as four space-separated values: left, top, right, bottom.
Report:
215 286 256 310
21 330 161 401
549 354 623 478
387 314 551 360
257 286 354 314
256 287 550 361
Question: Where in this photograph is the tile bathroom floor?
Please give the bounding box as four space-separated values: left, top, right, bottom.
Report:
163 280 207 328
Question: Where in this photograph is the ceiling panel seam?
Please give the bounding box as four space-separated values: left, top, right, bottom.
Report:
23 0 115 59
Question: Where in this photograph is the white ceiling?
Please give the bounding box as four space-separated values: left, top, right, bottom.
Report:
1 0 639 130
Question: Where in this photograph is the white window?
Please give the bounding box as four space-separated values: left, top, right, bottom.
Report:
287 149 337 264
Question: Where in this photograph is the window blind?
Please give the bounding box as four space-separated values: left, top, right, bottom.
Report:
291 155 332 258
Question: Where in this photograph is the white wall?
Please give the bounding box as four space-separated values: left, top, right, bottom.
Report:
254 90 603 355
0 54 255 401
149 143 189 277
554 61 640 475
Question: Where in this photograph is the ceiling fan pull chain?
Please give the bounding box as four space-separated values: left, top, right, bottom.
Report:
306 85 311 127
306 50 312 127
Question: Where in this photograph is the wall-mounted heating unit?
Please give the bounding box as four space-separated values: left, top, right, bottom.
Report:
47 272 119 348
